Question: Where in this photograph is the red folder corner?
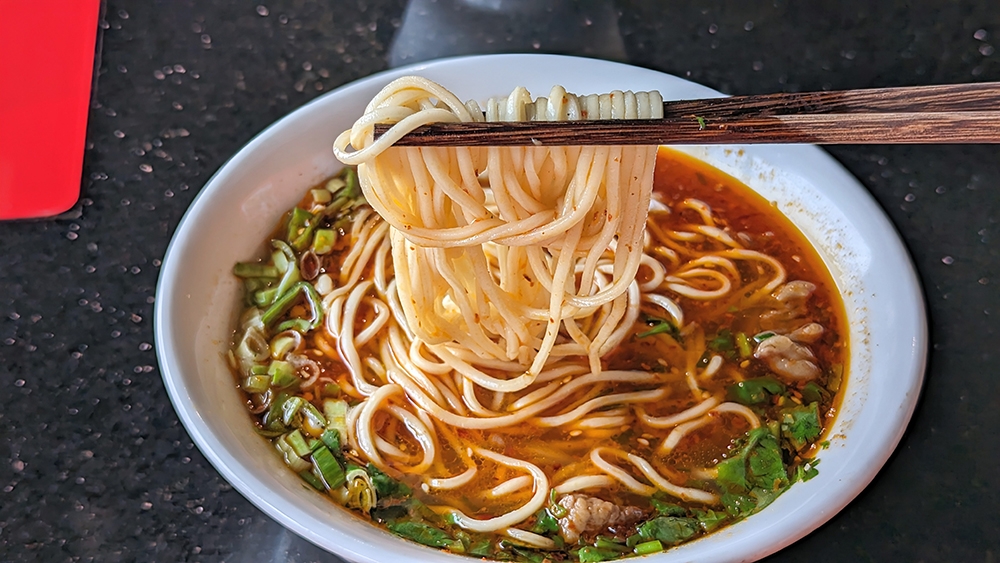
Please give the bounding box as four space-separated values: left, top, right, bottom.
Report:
0 0 102 220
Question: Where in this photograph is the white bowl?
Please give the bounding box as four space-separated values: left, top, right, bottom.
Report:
155 54 927 563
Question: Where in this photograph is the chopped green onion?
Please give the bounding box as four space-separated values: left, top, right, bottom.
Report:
268 360 298 388
312 445 346 489
253 288 279 308
736 331 752 358
270 240 300 305
284 429 312 457
263 392 291 431
310 188 332 204
321 381 342 397
233 262 280 278
272 247 289 274
274 435 311 472
753 331 776 343
594 536 629 552
262 281 324 333
325 177 346 193
299 469 325 490
342 167 359 198
300 402 327 437
345 466 377 512
281 396 306 426
249 364 269 375
242 375 270 394
261 281 319 328
577 546 618 562
633 539 664 556
269 334 297 359
324 399 349 442
286 207 317 251
319 427 341 452
637 317 681 340
312 228 337 255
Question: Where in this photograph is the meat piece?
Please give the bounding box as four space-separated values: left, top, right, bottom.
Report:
788 322 825 343
754 334 821 380
774 281 816 302
760 281 817 325
557 494 644 544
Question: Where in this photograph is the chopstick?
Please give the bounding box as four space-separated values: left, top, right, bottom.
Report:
371 82 1000 146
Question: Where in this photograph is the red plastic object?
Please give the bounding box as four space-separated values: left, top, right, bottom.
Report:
0 0 101 220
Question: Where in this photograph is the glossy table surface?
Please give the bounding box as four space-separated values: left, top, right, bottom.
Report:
1 1 998 561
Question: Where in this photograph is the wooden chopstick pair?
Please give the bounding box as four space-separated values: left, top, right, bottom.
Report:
371 82 1000 146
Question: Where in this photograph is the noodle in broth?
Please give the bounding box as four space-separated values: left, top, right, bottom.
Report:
229 77 846 560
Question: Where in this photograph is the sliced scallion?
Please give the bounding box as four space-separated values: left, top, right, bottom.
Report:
281 396 306 426
736 331 752 358
312 445 346 489
284 429 312 458
323 399 349 443
312 228 336 255
242 375 270 394
299 469 325 490
310 188 332 204
274 435 311 472
300 403 327 437
233 262 280 278
633 539 664 556
268 360 298 388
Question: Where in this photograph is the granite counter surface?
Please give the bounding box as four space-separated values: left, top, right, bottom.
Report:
1 0 998 561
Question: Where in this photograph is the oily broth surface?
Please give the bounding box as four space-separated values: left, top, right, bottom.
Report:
239 146 848 535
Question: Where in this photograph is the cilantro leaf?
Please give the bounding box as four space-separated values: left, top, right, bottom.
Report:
387 521 454 548
780 402 821 451
636 517 699 546
650 498 687 517
693 509 728 532
715 456 747 490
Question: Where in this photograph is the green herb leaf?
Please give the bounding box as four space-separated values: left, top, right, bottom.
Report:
469 539 494 557
708 329 735 353
715 456 747 490
578 546 620 562
636 516 699 546
650 498 687 517
530 508 560 535
387 521 454 548
367 464 411 498
726 376 785 405
693 509 728 532
747 432 787 490
780 402 821 451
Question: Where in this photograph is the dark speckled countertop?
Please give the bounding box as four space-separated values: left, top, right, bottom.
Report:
1 1 998 561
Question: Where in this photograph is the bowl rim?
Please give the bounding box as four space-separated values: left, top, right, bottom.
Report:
154 53 928 563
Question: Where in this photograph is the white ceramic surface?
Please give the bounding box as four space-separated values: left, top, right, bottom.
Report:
154 54 927 563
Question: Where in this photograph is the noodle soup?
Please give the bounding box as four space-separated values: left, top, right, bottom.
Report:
228 145 846 561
